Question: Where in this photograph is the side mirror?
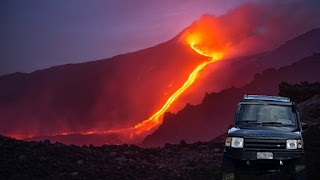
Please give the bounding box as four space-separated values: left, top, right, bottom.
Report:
301 122 309 129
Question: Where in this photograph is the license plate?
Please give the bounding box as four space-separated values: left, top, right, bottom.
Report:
257 152 273 159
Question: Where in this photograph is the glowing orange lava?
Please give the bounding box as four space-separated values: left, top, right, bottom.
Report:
102 34 225 139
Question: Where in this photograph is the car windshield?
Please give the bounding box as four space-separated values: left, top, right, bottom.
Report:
236 104 297 130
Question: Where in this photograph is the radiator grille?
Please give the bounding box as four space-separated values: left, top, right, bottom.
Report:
244 138 286 150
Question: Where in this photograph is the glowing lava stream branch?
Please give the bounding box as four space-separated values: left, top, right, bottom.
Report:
107 43 223 137
132 55 216 133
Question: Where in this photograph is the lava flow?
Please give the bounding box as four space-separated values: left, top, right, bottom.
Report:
29 32 225 141
101 33 225 140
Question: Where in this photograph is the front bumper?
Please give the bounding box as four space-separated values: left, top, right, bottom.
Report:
224 148 304 160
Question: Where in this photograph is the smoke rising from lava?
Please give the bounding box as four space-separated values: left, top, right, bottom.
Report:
182 1 320 59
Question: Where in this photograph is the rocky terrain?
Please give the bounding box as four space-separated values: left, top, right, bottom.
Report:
0 136 224 180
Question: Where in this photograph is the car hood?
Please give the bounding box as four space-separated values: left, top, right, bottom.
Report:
228 128 301 139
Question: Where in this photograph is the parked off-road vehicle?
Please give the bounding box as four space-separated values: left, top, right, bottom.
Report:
222 95 307 179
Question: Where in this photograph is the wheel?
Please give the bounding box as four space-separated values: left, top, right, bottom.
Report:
222 157 236 180
291 157 307 180
279 158 307 180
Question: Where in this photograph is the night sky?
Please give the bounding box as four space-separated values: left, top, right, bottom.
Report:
1 0 319 75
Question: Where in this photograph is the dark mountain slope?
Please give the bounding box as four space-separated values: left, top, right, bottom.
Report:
0 39 207 139
143 53 320 147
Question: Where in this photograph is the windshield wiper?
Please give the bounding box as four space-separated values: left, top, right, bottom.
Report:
281 124 295 127
261 121 283 126
237 120 261 126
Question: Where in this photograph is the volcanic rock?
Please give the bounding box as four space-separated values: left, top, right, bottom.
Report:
0 135 224 179
299 95 320 123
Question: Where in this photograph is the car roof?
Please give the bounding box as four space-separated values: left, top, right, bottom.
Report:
240 95 293 105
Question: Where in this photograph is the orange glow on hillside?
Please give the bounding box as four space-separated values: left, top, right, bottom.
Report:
103 31 225 139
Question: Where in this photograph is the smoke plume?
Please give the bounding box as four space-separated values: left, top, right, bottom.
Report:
182 1 320 59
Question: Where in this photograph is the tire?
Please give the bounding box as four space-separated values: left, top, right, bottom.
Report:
222 157 236 180
291 157 307 180
280 158 307 180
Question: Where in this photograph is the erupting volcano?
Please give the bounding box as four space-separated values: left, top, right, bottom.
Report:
32 25 226 143
2 1 319 146
18 26 226 144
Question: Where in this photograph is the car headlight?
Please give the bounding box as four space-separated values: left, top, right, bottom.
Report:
286 140 297 149
225 137 244 148
232 137 244 148
286 139 303 149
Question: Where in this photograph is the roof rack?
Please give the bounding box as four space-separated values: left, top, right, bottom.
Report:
243 94 290 102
